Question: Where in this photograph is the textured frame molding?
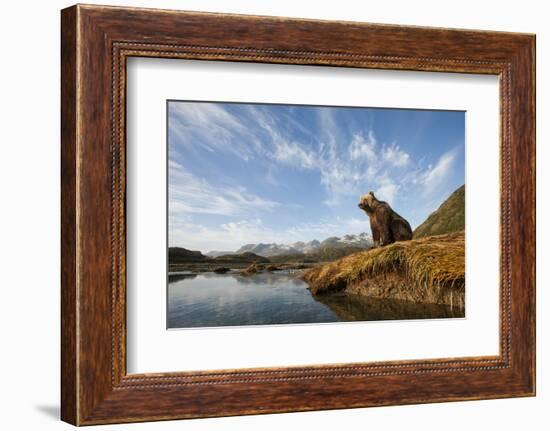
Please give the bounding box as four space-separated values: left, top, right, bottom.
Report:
61 4 535 425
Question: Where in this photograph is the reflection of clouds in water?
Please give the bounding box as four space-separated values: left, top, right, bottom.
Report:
229 272 305 288
167 272 463 329
188 271 306 288
168 272 336 328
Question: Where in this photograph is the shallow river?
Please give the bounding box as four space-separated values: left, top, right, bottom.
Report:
167 271 463 329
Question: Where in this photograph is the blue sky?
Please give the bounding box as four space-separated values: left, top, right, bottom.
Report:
168 101 465 252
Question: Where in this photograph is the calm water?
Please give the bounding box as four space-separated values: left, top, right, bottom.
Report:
167 271 463 329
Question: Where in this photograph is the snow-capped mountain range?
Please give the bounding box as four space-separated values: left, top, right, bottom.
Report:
205 233 373 258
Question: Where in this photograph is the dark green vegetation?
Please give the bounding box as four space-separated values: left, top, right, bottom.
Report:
413 185 465 239
213 252 270 264
169 245 368 273
267 254 319 264
168 247 210 263
168 248 270 273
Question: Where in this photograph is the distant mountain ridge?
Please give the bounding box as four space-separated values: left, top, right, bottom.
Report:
320 232 372 249
170 233 373 266
230 233 373 257
168 245 369 267
413 185 465 239
235 242 301 257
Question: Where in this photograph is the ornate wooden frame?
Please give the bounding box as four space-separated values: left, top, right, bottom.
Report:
61 4 535 425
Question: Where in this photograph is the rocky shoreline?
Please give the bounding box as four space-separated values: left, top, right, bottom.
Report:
168 261 318 277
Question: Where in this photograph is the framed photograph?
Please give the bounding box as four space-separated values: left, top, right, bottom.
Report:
61 4 535 425
165 100 466 329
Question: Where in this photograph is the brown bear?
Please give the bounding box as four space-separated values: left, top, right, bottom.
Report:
358 191 413 247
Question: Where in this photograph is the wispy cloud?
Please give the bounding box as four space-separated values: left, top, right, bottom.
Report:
169 102 418 207
310 110 413 205
169 102 258 161
349 131 377 161
420 148 458 195
273 140 317 169
169 161 279 217
169 218 278 251
374 173 400 204
382 143 410 167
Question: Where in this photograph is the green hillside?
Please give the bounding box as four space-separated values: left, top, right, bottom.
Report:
168 247 271 265
214 252 270 264
168 247 210 263
413 185 465 239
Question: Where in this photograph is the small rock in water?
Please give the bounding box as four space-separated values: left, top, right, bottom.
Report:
213 267 231 274
241 263 260 275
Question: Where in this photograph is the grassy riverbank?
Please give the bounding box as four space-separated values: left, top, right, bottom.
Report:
302 231 465 308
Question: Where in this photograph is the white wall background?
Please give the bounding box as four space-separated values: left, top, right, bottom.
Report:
0 0 546 429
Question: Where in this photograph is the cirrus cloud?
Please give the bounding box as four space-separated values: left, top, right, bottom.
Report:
169 160 279 217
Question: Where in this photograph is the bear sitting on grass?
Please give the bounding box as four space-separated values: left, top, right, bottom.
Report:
358 191 413 247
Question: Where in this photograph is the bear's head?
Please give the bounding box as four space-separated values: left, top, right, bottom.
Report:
358 191 377 213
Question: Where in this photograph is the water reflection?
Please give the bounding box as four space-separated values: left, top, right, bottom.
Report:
314 292 464 321
167 272 464 329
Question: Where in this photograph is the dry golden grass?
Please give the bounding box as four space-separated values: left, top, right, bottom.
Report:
303 231 465 297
